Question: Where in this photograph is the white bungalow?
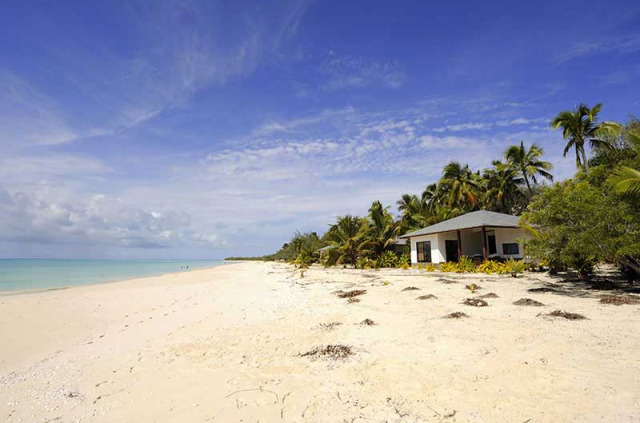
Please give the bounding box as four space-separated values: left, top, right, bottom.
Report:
400 210 530 264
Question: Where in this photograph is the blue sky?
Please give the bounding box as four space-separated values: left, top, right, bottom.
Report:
1 0 639 259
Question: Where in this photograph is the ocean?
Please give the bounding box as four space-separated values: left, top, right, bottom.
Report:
0 259 227 293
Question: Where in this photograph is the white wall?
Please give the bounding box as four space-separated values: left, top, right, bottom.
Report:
493 227 529 259
409 227 532 264
409 234 444 264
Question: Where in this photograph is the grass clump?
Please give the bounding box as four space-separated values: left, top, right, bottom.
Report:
513 298 545 306
301 345 354 360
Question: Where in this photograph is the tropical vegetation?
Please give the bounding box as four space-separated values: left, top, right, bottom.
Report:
229 103 640 281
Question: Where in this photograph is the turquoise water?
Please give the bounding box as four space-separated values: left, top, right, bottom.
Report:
0 259 227 293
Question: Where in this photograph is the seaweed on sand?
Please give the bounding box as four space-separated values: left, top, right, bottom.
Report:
336 289 367 299
300 345 354 360
544 310 586 320
402 286 421 291
444 312 469 319
463 298 488 307
513 298 544 307
416 294 437 300
599 295 640 306
360 319 376 326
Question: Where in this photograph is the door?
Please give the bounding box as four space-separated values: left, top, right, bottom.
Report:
445 240 459 262
488 234 497 255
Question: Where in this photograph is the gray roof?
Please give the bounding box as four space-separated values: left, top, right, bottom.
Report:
400 210 520 238
392 237 407 245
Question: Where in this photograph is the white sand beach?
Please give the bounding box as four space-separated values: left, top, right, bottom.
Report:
1 262 639 422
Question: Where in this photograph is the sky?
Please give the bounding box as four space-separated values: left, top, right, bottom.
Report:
1 0 639 259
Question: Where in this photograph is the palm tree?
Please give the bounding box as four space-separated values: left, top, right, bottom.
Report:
551 103 621 173
482 161 525 214
325 215 367 266
438 162 481 210
609 130 640 195
504 141 553 195
362 201 396 258
396 193 428 233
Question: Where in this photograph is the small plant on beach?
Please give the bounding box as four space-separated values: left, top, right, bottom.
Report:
465 283 481 292
300 269 306 278
382 280 390 286
294 251 313 269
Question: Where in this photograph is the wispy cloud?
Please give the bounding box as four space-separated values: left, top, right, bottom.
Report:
321 52 405 90
555 33 640 63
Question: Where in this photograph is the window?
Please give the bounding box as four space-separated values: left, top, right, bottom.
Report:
502 243 519 255
416 241 431 262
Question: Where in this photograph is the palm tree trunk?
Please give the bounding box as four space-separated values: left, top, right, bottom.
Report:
581 147 590 173
523 173 533 196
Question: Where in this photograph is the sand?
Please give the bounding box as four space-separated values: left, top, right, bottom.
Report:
1 262 639 422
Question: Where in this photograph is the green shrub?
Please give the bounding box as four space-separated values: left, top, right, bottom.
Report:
377 250 399 268
456 256 477 273
439 262 457 273
478 260 502 274
424 263 437 272
500 259 526 277
397 253 410 269
356 256 374 269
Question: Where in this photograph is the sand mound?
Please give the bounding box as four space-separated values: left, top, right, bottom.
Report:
478 293 499 299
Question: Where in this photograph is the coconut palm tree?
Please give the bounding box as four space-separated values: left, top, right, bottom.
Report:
551 103 621 173
609 130 640 195
362 201 397 258
396 193 428 233
438 162 481 210
504 141 553 195
482 161 525 214
325 215 367 266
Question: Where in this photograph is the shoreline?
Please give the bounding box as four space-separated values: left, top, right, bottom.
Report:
0 261 230 296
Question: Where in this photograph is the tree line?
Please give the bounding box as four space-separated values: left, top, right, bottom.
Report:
228 103 640 280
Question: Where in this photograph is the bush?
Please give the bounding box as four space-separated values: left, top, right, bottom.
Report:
356 257 374 269
439 262 458 273
478 260 502 274
376 250 399 268
456 256 477 273
499 258 526 277
424 263 437 272
397 253 410 269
